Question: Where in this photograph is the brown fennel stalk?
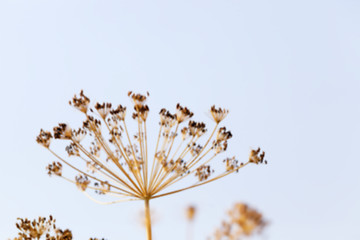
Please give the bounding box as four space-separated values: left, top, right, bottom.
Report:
36 91 266 240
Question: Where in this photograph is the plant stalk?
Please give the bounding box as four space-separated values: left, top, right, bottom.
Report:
187 221 193 240
144 199 152 240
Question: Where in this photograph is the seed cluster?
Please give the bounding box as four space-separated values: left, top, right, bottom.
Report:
210 105 229 124
10 215 106 240
37 91 267 204
12 216 72 240
36 130 52 148
249 148 266 164
46 162 63 177
69 90 90 114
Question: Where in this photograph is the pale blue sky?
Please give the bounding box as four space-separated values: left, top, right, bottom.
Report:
0 0 359 239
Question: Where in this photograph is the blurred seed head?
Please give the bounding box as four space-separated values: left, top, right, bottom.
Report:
186 205 197 222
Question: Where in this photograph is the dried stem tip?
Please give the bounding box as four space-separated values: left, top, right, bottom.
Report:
36 129 52 148
46 162 63 176
249 148 266 164
210 105 229 123
69 90 90 114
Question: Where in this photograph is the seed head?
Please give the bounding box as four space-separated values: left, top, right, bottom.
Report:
216 127 232 142
46 162 63 177
12 215 73 240
53 123 72 140
249 148 266 164
110 105 127 121
210 105 229 124
75 175 90 191
128 91 148 111
36 129 52 148
175 104 194 123
95 102 112 119
69 90 90 114
37 91 267 206
223 157 239 172
159 108 176 126
195 165 214 181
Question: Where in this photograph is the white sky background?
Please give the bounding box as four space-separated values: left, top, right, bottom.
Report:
0 0 359 239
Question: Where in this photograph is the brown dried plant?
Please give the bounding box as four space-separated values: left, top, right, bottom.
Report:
36 91 267 240
10 215 106 240
10 215 72 240
211 203 267 240
185 205 197 240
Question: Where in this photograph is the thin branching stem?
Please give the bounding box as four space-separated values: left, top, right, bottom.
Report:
103 119 146 194
149 125 163 189
91 131 144 195
73 141 142 196
152 162 250 198
48 149 139 197
123 120 144 188
83 191 139 205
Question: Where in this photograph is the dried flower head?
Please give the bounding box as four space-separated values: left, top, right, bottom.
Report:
10 216 105 240
11 215 73 240
128 91 149 107
65 143 80 157
53 124 72 140
110 105 127 121
69 90 90 114
216 127 232 142
249 147 266 164
212 203 267 240
195 165 213 181
46 162 63 177
176 104 194 123
36 129 52 148
223 157 239 172
37 91 267 240
210 105 229 124
95 102 112 119
75 175 91 191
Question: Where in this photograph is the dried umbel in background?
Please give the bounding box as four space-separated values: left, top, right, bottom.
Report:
10 215 72 240
9 215 106 240
36 91 267 240
211 203 267 240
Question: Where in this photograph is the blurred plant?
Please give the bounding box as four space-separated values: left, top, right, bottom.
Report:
9 215 106 240
211 203 267 240
10 215 72 240
37 91 267 240
185 205 196 240
186 205 196 222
